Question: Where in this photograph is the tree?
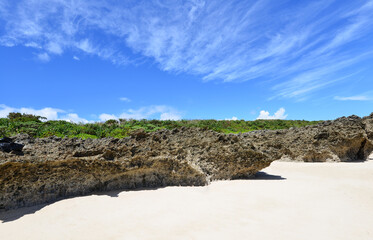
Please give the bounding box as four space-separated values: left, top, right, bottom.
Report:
7 112 46 122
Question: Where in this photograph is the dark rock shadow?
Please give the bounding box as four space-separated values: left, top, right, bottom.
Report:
0 173 285 223
0 204 47 223
342 159 366 163
0 186 166 223
253 171 286 180
91 189 123 198
93 186 165 198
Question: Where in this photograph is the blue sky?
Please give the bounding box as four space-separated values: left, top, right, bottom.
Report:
0 0 372 122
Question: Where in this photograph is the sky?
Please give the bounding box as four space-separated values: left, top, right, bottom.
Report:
0 0 372 122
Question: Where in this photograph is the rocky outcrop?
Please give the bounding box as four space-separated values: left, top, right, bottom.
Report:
246 114 373 162
0 128 273 210
363 113 373 144
1 113 373 210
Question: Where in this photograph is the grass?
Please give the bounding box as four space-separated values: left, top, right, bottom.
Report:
0 113 322 139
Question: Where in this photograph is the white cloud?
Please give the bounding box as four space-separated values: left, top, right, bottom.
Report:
120 105 182 120
0 104 90 123
100 105 183 121
160 112 182 120
0 105 14 118
225 116 238 120
119 97 131 102
0 38 15 47
73 56 80 60
46 42 63 55
0 104 63 120
76 39 95 54
271 59 368 100
257 108 287 120
25 42 41 48
0 104 182 123
0 1 372 99
61 113 90 123
37 53 50 62
334 95 372 101
99 113 118 122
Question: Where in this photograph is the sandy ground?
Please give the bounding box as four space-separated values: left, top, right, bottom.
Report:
1 159 373 240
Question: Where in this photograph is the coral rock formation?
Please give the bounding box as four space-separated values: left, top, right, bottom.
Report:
1 113 373 210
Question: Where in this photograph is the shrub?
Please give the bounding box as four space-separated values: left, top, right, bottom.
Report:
105 119 119 125
0 115 322 139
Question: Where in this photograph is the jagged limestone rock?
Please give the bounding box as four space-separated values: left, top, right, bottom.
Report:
1 113 373 210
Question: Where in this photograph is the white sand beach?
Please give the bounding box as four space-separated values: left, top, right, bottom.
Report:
1 160 373 240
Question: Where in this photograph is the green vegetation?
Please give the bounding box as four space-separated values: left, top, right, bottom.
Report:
0 112 322 139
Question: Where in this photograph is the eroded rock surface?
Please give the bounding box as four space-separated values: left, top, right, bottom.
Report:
246 114 373 162
0 128 272 210
1 113 373 210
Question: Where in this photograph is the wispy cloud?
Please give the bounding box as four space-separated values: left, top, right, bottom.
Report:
257 108 287 120
46 41 63 55
271 58 367 100
0 0 372 99
119 97 131 102
37 52 50 62
334 95 372 101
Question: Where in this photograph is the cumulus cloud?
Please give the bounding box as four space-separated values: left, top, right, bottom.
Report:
0 104 63 120
0 104 182 122
61 113 90 123
257 108 287 120
99 113 118 122
0 1 372 98
160 112 182 120
0 104 90 123
100 105 182 121
225 116 238 120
